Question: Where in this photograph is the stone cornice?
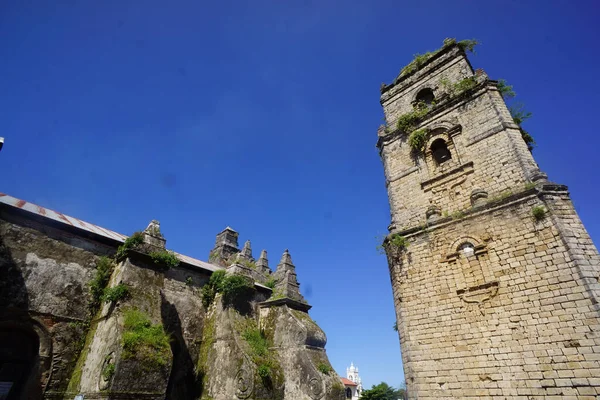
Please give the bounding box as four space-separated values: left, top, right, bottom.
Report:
259 297 312 312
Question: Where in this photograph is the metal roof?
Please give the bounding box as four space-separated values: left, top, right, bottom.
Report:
0 192 222 273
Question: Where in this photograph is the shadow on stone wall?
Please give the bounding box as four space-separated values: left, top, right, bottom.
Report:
161 293 201 400
0 235 28 310
0 235 46 399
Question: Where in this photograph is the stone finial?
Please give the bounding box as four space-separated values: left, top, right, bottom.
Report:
144 220 163 238
256 250 270 274
241 240 253 260
143 219 166 249
272 249 307 304
278 249 293 268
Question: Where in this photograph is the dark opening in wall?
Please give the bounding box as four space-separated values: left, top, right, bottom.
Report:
430 139 452 164
416 88 435 105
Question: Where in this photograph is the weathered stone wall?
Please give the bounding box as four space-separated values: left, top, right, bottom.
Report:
389 189 600 398
0 212 113 398
379 44 600 399
0 203 342 400
379 45 538 231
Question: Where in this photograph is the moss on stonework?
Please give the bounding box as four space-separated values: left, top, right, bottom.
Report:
66 318 99 393
121 308 171 370
196 308 216 396
235 313 284 396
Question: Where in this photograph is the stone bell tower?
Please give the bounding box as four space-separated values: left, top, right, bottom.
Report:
378 40 600 398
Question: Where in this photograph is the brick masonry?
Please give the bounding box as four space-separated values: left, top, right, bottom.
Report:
378 43 600 399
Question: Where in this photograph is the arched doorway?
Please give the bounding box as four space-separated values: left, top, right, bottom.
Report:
0 325 43 399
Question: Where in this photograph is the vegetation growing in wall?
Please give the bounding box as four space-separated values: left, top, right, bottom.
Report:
407 128 428 153
509 103 535 151
66 319 99 394
440 76 478 97
396 102 429 134
102 362 115 381
317 362 332 375
393 321 398 332
496 79 535 151
195 310 216 396
102 283 130 303
387 234 408 251
201 270 226 308
531 206 546 221
200 270 255 308
238 258 257 269
497 79 516 99
220 275 255 306
269 289 285 300
149 249 180 269
240 321 281 387
265 277 276 289
122 308 171 369
398 38 478 78
115 231 144 262
89 256 115 312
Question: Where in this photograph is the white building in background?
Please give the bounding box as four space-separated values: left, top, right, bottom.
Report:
340 362 363 399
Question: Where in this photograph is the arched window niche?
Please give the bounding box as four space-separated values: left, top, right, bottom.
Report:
430 138 452 165
415 88 435 106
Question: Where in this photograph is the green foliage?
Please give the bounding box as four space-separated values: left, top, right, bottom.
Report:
102 283 130 303
388 234 408 251
201 285 216 308
532 206 546 221
396 102 429 134
457 39 479 53
360 382 406 400
122 308 171 369
241 324 280 383
497 79 516 99
398 38 478 78
201 269 226 308
209 269 227 288
399 51 437 77
149 250 180 270
440 76 477 97
509 103 532 125
89 256 114 312
257 364 271 379
238 258 257 269
408 128 428 153
269 289 285 300
185 276 193 286
102 363 115 381
220 275 255 306
265 277 276 289
450 210 465 220
115 231 144 262
242 327 269 358
509 103 535 151
201 270 254 308
393 321 398 332
317 362 332 375
453 77 477 94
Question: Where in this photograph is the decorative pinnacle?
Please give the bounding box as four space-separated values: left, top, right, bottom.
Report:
144 219 163 237
241 240 253 259
256 250 269 270
259 250 267 260
278 249 293 266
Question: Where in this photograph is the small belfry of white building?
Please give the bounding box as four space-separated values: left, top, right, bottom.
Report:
340 362 363 399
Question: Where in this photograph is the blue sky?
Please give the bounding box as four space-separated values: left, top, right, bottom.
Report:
1 0 599 390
